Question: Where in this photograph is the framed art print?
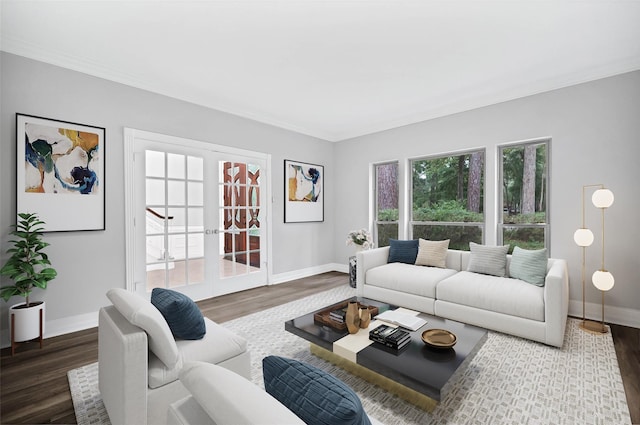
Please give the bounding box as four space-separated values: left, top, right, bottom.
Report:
284 159 324 223
16 113 106 232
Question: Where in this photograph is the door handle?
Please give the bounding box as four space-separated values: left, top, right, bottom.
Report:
205 229 221 235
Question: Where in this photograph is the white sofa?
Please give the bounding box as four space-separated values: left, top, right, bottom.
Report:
356 247 569 347
98 289 250 425
168 360 384 425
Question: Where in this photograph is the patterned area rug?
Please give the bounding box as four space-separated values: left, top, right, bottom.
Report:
68 285 631 425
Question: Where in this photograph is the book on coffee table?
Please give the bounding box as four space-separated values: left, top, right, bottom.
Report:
375 309 427 331
369 324 411 350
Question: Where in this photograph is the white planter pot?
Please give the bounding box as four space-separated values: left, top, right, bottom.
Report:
10 301 45 342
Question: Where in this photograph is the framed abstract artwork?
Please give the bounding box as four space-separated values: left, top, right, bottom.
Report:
284 159 324 223
16 113 106 232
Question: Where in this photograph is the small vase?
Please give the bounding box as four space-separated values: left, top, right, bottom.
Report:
345 301 360 334
359 306 371 329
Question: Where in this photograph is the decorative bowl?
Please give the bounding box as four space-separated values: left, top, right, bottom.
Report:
421 329 457 349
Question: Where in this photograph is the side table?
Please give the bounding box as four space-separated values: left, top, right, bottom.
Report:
349 256 357 288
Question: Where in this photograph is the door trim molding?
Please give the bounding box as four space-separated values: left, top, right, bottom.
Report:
123 127 272 294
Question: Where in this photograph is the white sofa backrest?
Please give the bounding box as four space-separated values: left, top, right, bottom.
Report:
445 250 463 270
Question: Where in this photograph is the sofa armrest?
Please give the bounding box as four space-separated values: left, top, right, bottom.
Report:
356 247 390 297
543 259 569 347
179 362 304 425
99 306 149 425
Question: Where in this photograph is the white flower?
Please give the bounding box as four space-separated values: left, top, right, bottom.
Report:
346 228 374 250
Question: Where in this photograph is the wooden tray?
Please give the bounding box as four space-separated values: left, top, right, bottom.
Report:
313 301 379 331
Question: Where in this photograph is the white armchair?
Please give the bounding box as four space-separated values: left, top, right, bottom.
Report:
98 289 250 425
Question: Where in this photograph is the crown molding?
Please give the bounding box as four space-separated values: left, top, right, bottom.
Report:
3 35 640 143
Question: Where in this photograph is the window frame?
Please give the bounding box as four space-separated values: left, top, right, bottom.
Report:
409 148 486 249
373 160 400 247
497 138 550 254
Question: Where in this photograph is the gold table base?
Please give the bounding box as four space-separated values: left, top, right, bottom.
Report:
310 343 438 412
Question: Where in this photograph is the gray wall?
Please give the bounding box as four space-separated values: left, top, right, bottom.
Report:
2 51 638 341
0 53 335 340
333 70 640 326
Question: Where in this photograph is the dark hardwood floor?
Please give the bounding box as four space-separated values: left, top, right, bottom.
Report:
1 272 638 424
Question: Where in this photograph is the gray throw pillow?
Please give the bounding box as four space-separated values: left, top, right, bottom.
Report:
509 246 548 286
467 242 510 277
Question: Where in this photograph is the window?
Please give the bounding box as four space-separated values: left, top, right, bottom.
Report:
374 162 399 247
410 150 485 250
499 140 549 253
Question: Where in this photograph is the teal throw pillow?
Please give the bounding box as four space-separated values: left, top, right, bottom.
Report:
388 239 419 264
509 246 548 286
151 288 206 340
263 356 372 425
467 242 510 277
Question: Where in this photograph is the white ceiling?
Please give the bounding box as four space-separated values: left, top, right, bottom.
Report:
2 1 640 142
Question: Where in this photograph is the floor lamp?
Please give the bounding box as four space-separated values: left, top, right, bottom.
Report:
574 185 614 334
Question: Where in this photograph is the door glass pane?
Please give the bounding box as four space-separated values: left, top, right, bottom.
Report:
167 260 186 288
189 258 205 284
188 156 203 180
166 207 185 233
146 151 207 291
146 179 164 205
188 182 204 206
188 207 203 229
167 153 185 179
146 235 165 262
146 150 165 178
219 160 261 279
167 181 185 205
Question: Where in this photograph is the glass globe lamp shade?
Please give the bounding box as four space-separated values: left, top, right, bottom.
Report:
573 228 594 247
592 189 614 208
592 270 615 291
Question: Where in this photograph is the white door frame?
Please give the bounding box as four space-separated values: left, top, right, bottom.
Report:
123 128 273 297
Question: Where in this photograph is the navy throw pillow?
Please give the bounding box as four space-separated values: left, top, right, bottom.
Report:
263 356 372 425
151 288 206 340
388 239 419 264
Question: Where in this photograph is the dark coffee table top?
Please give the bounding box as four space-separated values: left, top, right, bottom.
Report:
285 296 488 401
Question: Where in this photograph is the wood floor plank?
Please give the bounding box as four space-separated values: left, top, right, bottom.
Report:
1 272 637 424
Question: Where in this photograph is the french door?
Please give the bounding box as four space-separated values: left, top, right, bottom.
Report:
125 130 269 300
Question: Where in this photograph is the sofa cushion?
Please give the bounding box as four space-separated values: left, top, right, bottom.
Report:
366 262 457 298
509 247 548 286
388 239 419 264
263 356 372 425
467 242 510 277
415 239 450 268
148 318 248 388
179 361 304 425
437 271 544 321
151 288 206 340
107 288 179 368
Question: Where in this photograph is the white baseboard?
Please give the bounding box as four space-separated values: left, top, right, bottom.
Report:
270 262 346 284
1 310 99 349
568 300 640 329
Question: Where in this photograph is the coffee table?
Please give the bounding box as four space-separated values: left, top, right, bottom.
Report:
285 296 487 412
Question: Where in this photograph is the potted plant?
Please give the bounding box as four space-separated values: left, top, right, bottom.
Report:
1 213 57 347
